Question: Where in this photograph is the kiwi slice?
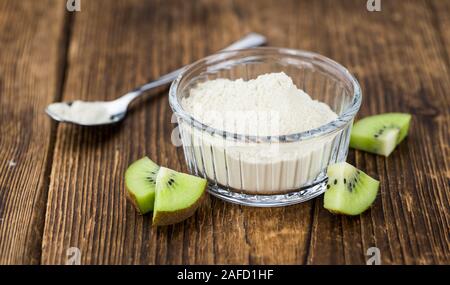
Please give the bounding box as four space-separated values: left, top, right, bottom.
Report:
153 167 207 226
350 113 412 156
125 157 160 214
324 162 379 215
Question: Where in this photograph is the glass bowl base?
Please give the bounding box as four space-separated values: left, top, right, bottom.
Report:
206 172 327 207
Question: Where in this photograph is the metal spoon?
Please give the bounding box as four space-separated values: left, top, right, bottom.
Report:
45 33 267 126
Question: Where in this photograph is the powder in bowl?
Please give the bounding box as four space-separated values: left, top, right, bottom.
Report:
182 72 337 136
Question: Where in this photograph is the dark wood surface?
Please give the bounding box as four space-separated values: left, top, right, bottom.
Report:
0 0 448 265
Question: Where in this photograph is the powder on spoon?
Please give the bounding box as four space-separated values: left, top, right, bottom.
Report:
47 101 111 125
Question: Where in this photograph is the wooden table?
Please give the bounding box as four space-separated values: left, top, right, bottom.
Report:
0 0 449 265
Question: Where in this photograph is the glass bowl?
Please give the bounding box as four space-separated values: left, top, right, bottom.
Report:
169 47 361 207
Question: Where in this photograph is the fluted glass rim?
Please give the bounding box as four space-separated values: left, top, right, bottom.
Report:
169 47 362 143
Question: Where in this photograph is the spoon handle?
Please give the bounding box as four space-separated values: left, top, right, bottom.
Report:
118 33 267 104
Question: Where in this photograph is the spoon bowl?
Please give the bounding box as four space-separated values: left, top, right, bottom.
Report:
46 99 128 126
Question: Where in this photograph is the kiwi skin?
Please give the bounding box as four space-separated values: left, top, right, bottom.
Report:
125 186 145 215
152 191 206 226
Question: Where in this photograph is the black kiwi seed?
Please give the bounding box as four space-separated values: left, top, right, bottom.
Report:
374 134 379 138
334 179 337 185
168 178 175 186
327 184 330 189
343 178 347 184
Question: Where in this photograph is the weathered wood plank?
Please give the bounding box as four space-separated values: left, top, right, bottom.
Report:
298 0 450 264
430 0 450 69
0 0 67 264
41 0 245 264
41 0 449 264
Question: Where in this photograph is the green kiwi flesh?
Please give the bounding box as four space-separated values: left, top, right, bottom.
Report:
153 167 207 226
350 113 411 156
324 162 379 215
125 157 160 214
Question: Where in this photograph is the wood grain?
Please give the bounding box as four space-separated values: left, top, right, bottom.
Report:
0 0 67 264
0 0 448 264
40 0 219 264
430 0 450 68
294 0 450 265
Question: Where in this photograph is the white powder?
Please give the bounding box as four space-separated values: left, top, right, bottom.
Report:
182 72 337 136
47 101 111 125
178 72 340 194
